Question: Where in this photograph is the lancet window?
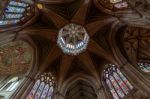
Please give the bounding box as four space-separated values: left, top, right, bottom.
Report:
27 72 55 99
103 64 133 99
0 0 31 26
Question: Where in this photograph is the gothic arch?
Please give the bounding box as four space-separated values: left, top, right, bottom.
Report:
60 73 101 99
0 31 41 98
108 20 150 98
59 73 101 99
0 0 38 33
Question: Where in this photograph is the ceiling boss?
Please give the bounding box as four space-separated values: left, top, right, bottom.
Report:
57 23 89 55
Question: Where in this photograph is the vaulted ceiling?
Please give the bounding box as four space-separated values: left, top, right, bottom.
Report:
0 0 150 99
65 80 97 99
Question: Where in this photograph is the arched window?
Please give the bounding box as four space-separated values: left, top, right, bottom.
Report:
0 0 31 26
109 0 128 9
110 0 122 3
138 62 150 73
0 77 20 92
0 40 33 98
27 72 55 99
103 64 133 99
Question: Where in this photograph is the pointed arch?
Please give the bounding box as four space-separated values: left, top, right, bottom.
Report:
60 73 100 98
0 36 35 98
26 72 56 99
103 64 133 99
0 1 31 26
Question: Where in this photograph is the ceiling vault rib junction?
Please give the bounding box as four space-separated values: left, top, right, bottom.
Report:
0 0 150 99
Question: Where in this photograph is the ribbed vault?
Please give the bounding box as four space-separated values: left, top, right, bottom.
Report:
0 0 150 98
65 80 97 99
0 0 150 88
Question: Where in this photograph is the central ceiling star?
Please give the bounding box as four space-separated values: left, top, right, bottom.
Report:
57 23 89 55
20 0 118 86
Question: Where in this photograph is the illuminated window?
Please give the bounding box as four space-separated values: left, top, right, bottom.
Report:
27 72 55 99
57 23 89 55
138 62 150 73
110 0 122 4
0 77 20 92
0 0 30 26
103 64 133 99
109 0 128 9
114 2 128 8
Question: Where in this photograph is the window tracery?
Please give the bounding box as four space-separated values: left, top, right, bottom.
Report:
103 64 133 99
110 0 128 9
110 0 122 4
96 0 128 10
0 0 31 26
27 72 55 99
138 62 150 73
57 23 89 55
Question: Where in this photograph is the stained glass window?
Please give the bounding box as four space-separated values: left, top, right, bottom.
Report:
27 72 55 99
0 77 20 92
110 0 122 4
138 62 150 73
57 23 89 55
0 0 30 26
103 64 133 99
110 0 128 9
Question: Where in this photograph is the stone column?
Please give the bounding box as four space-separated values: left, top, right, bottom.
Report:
96 86 109 99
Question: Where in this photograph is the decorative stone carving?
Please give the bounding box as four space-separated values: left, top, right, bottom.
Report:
57 23 89 55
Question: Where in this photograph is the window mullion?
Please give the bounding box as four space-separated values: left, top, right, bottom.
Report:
108 78 120 99
116 71 130 94
112 75 125 98
33 80 41 98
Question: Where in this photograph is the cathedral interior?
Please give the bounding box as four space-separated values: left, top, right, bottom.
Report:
0 0 150 99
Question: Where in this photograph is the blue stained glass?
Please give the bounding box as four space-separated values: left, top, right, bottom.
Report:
6 6 25 13
5 14 23 19
47 86 54 99
41 84 49 99
34 82 45 99
0 20 19 25
9 1 29 7
27 80 40 99
27 73 55 99
0 0 30 26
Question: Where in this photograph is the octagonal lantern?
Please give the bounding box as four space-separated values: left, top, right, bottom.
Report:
57 23 89 55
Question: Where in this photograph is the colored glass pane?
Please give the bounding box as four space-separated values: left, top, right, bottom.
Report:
27 73 55 99
9 1 29 7
41 84 49 99
27 80 40 98
138 62 150 73
34 82 45 99
103 64 133 99
0 0 30 26
110 0 122 3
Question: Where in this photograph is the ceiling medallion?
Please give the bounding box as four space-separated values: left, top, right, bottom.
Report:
57 23 89 55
